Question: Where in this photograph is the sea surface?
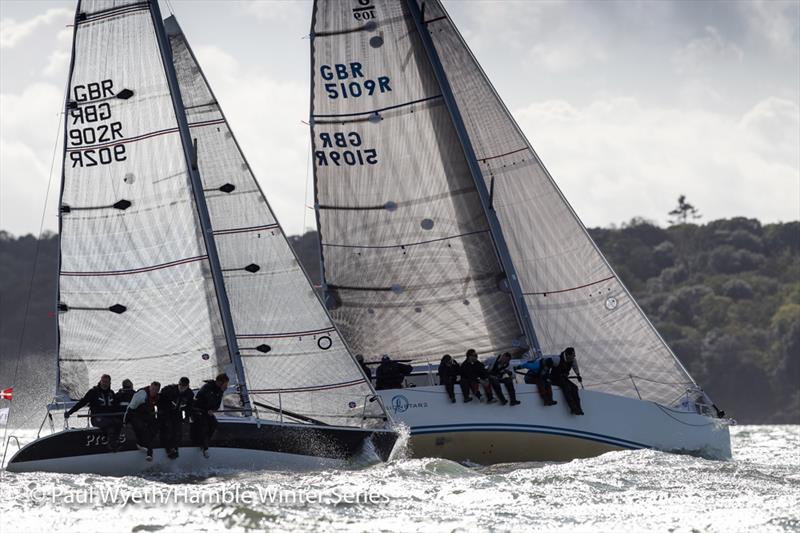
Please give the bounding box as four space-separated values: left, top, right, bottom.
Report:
0 425 798 532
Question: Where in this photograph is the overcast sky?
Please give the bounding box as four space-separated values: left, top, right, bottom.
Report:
1 0 798 238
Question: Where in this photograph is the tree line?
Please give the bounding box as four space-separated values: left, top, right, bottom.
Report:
1 218 797 423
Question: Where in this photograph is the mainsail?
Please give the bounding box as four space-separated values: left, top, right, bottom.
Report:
57 0 385 427
310 0 525 365
311 0 697 406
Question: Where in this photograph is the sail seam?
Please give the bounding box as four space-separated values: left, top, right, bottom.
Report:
522 276 616 296
478 146 529 163
212 223 279 235
61 255 208 277
237 327 336 339
64 119 224 152
250 379 366 394
312 95 442 118
322 229 491 250
79 3 149 25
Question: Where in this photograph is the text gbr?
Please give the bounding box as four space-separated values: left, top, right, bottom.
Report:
68 79 127 167
320 63 391 99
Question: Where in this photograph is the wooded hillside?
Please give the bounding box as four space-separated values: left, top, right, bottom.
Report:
1 218 797 423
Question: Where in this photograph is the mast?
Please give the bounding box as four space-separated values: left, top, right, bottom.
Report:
149 0 251 411
405 0 542 357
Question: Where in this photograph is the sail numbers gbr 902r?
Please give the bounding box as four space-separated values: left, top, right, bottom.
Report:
68 79 127 168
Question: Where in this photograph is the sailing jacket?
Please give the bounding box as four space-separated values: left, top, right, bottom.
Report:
488 357 513 379
460 358 489 382
114 387 135 412
554 353 581 380
437 360 460 382
157 384 194 417
66 384 116 416
127 387 158 418
194 381 224 414
517 357 557 382
375 361 413 390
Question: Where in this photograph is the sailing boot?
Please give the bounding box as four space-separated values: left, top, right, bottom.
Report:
146 448 153 461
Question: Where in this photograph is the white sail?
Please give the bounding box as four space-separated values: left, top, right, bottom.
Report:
166 17 385 427
421 0 695 405
311 0 698 407
310 0 524 365
58 0 229 398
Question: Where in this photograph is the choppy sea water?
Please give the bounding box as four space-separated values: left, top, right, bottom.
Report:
0 425 797 532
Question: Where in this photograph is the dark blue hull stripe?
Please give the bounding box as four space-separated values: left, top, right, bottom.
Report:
409 423 650 450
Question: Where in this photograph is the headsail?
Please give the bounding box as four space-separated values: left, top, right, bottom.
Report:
310 0 524 365
312 0 698 406
166 17 386 427
420 0 696 405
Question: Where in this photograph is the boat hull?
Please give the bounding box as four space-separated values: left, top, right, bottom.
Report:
379 384 731 463
5 417 398 475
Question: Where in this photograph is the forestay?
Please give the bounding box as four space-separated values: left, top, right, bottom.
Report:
310 0 524 366
411 0 697 406
167 17 385 427
58 0 229 398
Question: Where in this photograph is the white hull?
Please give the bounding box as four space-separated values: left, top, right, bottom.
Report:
379 385 731 463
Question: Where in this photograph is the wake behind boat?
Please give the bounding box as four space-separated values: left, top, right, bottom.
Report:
308 0 732 463
6 0 397 475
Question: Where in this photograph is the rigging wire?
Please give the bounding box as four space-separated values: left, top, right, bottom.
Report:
0 108 64 473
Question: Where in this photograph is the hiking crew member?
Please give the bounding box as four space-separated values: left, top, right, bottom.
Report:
64 374 121 451
114 379 135 411
516 357 557 406
157 377 193 460
375 355 413 390
192 373 229 458
355 354 372 382
551 347 584 415
126 381 161 461
460 349 494 403
488 352 520 406
437 354 461 403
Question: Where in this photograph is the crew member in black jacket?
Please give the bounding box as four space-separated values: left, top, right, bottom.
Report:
64 374 120 450
157 377 193 459
375 355 413 390
192 373 229 458
437 354 460 403
460 349 494 403
488 352 520 406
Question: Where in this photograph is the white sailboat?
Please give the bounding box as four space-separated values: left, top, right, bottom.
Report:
309 0 731 462
7 0 397 475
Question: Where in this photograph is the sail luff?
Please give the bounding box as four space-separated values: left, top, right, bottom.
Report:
309 1 331 309
403 0 542 356
148 0 251 410
55 0 84 400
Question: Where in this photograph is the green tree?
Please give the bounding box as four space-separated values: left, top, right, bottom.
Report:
668 194 702 225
